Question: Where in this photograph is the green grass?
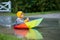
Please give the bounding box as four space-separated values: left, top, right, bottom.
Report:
0 33 20 40
0 11 60 16
0 12 51 16
0 12 41 16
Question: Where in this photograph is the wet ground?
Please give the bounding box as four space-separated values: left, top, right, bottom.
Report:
0 13 60 40
0 25 60 40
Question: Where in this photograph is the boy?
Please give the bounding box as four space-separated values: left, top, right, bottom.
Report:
16 11 29 25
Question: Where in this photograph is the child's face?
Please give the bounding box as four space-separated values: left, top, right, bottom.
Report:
20 13 24 18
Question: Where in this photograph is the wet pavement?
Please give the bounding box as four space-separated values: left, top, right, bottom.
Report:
0 13 60 40
0 25 60 40
29 13 60 18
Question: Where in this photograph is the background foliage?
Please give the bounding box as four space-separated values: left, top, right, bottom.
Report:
0 0 60 13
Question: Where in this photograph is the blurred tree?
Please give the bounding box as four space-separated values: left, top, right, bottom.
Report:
0 0 60 13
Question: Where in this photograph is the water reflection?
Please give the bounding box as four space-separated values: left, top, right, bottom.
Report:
14 29 28 38
14 29 43 40
0 16 12 27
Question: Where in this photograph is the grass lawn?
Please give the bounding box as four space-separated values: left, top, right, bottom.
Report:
0 11 60 16
0 33 20 40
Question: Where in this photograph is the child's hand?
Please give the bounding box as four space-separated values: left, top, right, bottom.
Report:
26 17 29 21
24 17 29 22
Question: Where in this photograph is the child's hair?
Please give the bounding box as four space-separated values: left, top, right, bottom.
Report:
16 11 24 18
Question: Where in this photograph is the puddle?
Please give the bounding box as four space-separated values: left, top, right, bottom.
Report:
14 29 43 40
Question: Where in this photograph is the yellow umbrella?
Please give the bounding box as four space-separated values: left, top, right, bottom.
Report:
14 18 43 29
25 18 43 28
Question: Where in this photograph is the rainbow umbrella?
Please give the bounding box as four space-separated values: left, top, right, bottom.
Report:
14 18 43 29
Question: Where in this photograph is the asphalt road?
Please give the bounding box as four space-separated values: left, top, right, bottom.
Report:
0 13 60 40
29 13 60 18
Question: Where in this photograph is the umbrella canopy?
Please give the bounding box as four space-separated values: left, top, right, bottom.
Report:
14 18 43 29
25 18 43 28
